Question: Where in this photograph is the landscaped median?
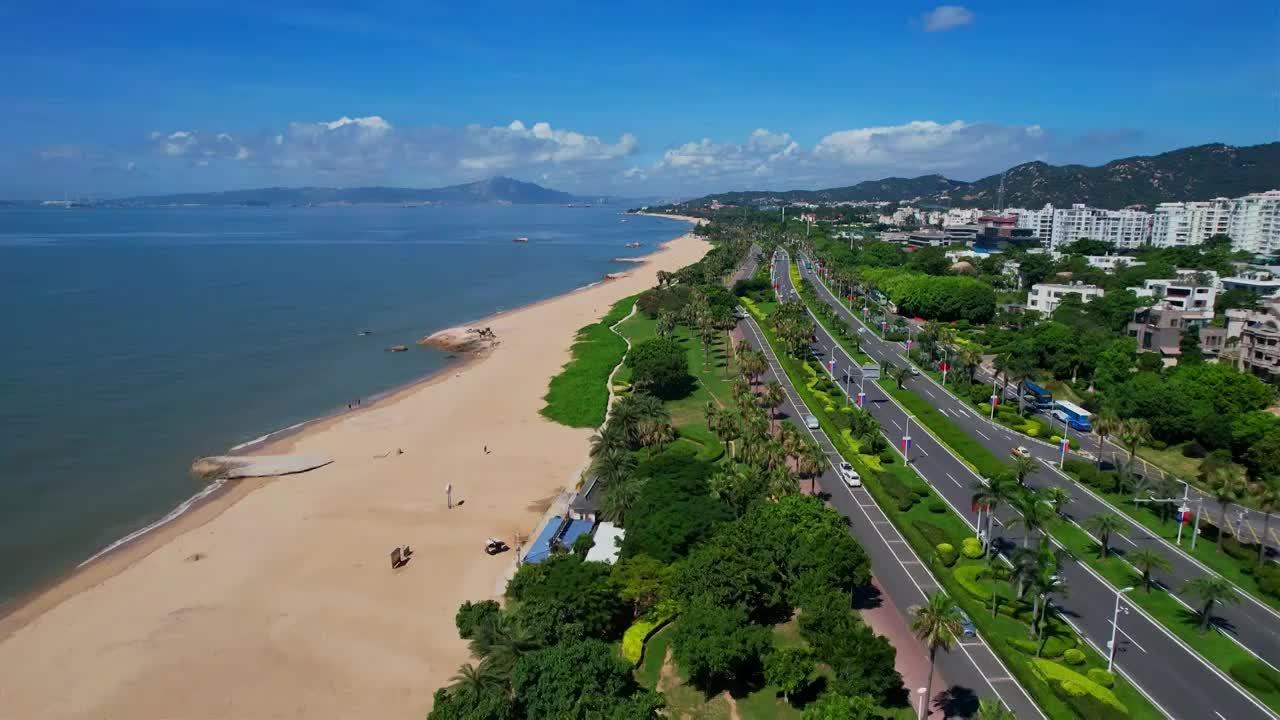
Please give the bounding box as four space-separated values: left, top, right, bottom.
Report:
869 368 1280 715
742 297 1162 720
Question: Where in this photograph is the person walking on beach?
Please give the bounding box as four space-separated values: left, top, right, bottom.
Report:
446 482 453 509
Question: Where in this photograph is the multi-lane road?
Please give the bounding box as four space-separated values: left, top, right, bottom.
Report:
793 251 1280 674
770 249 1276 720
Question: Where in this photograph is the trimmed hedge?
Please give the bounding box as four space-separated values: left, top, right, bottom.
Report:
1088 669 1117 689
1230 659 1280 694
937 543 958 567
1011 634 1075 660
1063 648 1086 666
928 499 947 514
913 519 953 549
961 537 984 559
1032 658 1129 719
954 564 992 601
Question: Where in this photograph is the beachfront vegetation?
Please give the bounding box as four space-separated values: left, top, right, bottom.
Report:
540 294 638 428
434 217 925 719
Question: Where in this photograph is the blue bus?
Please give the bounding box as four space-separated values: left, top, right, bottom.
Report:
1020 380 1054 410
1053 400 1093 432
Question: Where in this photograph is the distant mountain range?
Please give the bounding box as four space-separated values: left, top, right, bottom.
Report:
104 177 612 207
680 142 1280 210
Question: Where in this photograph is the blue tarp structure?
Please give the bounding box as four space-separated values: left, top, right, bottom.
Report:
559 519 594 551
523 518 565 564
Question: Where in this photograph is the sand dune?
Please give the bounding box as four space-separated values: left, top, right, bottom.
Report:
0 228 710 720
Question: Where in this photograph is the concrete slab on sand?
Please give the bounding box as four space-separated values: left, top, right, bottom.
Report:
193 455 333 479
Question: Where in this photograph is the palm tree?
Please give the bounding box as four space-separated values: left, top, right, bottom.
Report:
600 475 643 524
1093 412 1123 470
1128 547 1172 592
798 440 826 495
1011 456 1038 485
976 698 1015 720
1205 464 1247 554
1029 568 1069 644
591 447 636 488
767 465 798 499
960 348 983 383
1085 512 1127 560
656 310 677 338
1183 576 1240 634
1008 546 1040 601
469 612 538 674
588 426 626 459
763 380 785 432
448 661 502 694
1008 490 1056 548
636 417 674 458
1251 480 1280 568
890 364 912 390
1043 486 1072 518
1117 418 1151 466
911 592 963 720
972 475 1020 555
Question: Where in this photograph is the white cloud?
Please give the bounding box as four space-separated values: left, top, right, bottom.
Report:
143 116 636 182
922 5 974 32
641 120 1051 192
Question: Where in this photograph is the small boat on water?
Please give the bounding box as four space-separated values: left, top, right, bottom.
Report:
625 242 642 248
513 236 530 243
358 330 372 336
620 218 630 223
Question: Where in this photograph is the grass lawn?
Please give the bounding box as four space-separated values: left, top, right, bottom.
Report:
1135 442 1204 484
881 382 1008 479
541 295 638 428
615 312 732 464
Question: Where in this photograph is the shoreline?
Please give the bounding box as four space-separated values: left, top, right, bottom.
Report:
0 236 689 630
0 219 707 720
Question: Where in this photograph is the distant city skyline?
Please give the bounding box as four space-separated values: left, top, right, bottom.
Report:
2 0 1277 199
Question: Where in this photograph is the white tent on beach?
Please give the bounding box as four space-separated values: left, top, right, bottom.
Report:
584 522 625 565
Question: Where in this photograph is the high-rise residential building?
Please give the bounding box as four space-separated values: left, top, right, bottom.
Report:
1008 205 1055 240
1047 204 1152 249
1151 199 1233 248
1228 190 1280 256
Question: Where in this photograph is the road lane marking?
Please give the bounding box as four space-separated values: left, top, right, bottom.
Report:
976 429 990 440
946 473 961 487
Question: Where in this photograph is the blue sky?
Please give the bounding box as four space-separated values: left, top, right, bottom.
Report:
2 0 1276 199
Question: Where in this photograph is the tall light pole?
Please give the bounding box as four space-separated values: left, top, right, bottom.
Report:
1108 586 1135 672
990 374 999 420
902 416 914 464
1059 424 1071 470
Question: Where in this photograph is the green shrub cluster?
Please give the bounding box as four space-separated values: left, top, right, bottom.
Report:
1010 635 1075 659
1088 669 1116 688
912 519 953 549
1063 648 1086 666
1258 565 1280 600
881 471 924 509
936 543 958 567
1032 658 1130 720
927 499 947 514
953 564 992 601
961 537 984 559
1230 659 1280 695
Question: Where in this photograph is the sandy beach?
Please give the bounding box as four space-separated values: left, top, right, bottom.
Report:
0 225 710 720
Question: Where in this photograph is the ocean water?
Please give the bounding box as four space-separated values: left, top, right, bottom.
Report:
0 205 686 606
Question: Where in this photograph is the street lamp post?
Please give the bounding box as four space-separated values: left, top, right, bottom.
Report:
990 375 999 420
857 372 866 409
917 687 928 720
1108 586 1135 672
1059 424 1070 470
902 416 914 464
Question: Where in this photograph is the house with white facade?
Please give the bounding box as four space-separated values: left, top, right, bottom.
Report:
1026 282 1105 315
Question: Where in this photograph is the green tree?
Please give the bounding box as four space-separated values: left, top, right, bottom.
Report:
971 475 1020 554
626 337 693 399
976 698 1015 720
621 454 730 563
890 364 912 389
1008 490 1056 548
428 684 512 720
1128 547 1172 592
506 554 627 645
801 692 881 720
449 661 504 695
827 623 905 704
1183 576 1240 634
1094 412 1123 470
911 592 962 719
600 473 643 525
1085 513 1127 560
1251 481 1280 567
1204 463 1247 554
1118 418 1152 466
612 554 671 618
764 647 816 703
1178 325 1204 364
511 639 663 719
1012 455 1038 485
671 601 772 689
764 380 786 432
456 600 501 640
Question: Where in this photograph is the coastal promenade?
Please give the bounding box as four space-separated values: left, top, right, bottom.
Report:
0 227 710 720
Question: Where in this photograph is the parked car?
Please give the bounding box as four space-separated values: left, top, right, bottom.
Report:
958 611 977 638
804 414 820 430
484 537 510 555
839 461 862 487
856 327 866 334
910 367 921 376
1011 446 1031 458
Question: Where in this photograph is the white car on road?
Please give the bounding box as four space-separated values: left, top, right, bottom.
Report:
838 461 862 487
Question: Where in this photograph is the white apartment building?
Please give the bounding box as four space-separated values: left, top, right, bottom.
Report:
1221 269 1280 297
1151 199 1233 248
1026 282 1106 315
1009 205 1055 240
1134 279 1218 317
1048 204 1152 249
1228 191 1280 256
